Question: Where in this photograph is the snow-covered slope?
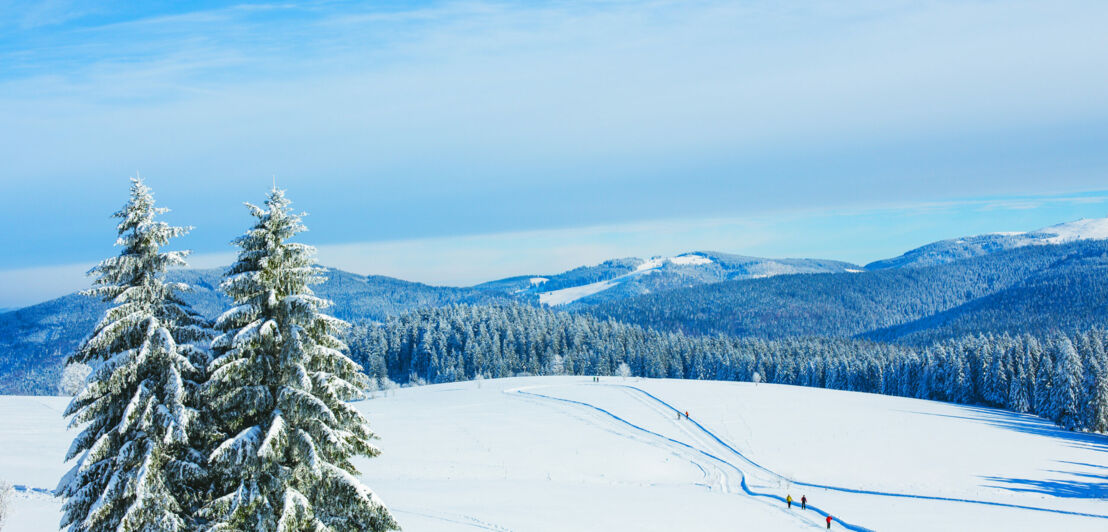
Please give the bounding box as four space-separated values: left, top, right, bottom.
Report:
867 216 1108 270
538 254 708 306
2 377 1105 531
532 252 857 306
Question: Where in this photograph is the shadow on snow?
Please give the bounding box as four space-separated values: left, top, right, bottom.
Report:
981 470 1108 499
901 403 1108 454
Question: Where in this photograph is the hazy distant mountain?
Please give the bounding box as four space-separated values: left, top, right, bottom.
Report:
479 252 859 306
865 217 1108 270
588 240 1108 340
862 241 1108 344
0 268 504 395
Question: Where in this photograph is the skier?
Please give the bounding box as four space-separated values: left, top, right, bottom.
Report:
677 410 681 420
826 515 833 529
685 410 689 419
801 495 807 510
786 495 792 509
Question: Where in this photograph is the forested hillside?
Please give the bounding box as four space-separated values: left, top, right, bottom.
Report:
866 243 1108 344
585 241 1108 339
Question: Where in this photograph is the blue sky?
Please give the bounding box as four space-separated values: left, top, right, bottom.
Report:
1 0 1107 308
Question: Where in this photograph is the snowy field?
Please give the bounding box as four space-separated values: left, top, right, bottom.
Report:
1 377 1106 531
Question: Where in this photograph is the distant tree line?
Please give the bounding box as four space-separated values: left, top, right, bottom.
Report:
348 304 1108 433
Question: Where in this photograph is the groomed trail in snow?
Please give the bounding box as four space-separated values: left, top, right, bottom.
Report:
520 384 1108 528
615 384 1107 518
511 386 869 531
2 377 1107 531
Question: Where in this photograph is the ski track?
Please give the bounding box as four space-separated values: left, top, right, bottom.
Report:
509 386 862 531
512 387 730 492
12 484 55 497
511 382 1108 530
611 384 1108 521
392 508 514 531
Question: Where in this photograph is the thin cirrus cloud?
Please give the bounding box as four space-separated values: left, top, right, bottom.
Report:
0 0 1107 304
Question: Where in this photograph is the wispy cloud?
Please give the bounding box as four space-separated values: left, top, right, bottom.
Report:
1 1 1106 290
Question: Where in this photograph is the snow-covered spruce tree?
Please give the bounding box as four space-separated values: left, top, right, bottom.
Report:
58 178 210 531
1050 336 1085 430
203 188 397 531
1089 336 1108 433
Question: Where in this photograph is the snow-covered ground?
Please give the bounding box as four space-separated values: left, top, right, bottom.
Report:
1032 217 1108 244
1 377 1106 531
537 279 618 306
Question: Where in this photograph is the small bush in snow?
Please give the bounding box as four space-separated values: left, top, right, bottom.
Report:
56 362 91 396
0 480 11 530
381 377 398 397
617 362 632 380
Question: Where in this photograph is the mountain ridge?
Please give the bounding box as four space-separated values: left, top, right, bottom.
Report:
865 216 1108 270
4 215 1108 395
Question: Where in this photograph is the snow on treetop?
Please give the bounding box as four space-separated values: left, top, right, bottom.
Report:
668 253 713 266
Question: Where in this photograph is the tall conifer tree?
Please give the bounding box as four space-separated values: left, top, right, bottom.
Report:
59 179 209 531
203 188 396 531
1050 337 1085 430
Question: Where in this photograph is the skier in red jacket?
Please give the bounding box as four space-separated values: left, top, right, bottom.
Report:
801 495 807 510
826 515 833 529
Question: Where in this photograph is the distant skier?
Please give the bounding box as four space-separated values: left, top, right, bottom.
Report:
684 410 689 419
826 515 833 529
677 410 681 420
801 495 807 510
786 495 792 509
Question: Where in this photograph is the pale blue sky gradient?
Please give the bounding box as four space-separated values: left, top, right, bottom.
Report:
1 1 1107 307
